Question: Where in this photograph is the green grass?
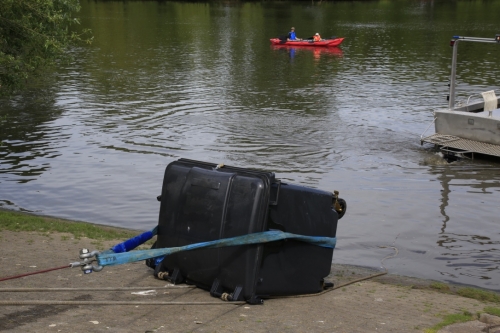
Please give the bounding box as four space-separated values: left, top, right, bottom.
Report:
428 281 500 305
425 307 500 332
423 311 475 333
430 282 451 292
484 306 500 316
0 208 144 242
457 287 500 304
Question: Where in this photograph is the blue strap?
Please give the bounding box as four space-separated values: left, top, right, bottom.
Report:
99 226 158 256
97 230 336 267
111 226 158 253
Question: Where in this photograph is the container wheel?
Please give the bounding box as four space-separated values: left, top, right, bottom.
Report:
337 198 347 219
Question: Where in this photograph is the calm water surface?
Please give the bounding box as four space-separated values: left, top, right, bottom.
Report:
1 0 500 290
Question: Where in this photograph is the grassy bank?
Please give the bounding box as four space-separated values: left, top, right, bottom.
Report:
0 208 141 241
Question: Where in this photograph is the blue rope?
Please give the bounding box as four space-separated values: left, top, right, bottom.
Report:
97 230 336 267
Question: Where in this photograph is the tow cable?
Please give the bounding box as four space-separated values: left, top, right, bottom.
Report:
0 264 75 282
0 248 104 282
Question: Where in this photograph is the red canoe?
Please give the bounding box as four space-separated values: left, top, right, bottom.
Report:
269 37 344 47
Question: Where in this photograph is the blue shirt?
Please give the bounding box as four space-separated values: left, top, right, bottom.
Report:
288 31 297 40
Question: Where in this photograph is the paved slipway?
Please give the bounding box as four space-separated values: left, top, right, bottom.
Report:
0 230 499 333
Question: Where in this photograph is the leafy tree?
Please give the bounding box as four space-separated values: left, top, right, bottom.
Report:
0 0 92 95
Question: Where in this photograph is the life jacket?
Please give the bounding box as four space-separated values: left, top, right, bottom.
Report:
314 35 321 42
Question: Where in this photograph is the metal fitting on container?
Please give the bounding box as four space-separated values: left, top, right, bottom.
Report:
332 191 341 212
332 190 347 219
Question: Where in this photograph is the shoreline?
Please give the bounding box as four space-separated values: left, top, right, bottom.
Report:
0 207 498 295
0 208 493 292
1 209 500 332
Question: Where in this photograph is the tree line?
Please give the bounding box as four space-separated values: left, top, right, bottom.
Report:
0 0 92 96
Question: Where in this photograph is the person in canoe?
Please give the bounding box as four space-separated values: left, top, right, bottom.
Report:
313 33 321 42
287 27 302 41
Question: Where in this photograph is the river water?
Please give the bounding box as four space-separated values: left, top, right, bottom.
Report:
1 0 499 291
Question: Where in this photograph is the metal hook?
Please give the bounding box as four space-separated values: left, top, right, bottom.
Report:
73 249 103 274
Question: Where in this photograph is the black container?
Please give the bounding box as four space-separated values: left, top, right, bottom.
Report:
154 158 344 304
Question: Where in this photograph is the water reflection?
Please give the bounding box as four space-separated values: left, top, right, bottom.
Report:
431 163 500 285
0 86 64 184
270 45 343 60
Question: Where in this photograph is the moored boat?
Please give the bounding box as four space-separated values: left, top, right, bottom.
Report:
420 35 500 159
269 37 344 47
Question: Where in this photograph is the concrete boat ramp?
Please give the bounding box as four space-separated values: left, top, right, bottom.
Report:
1 230 500 333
